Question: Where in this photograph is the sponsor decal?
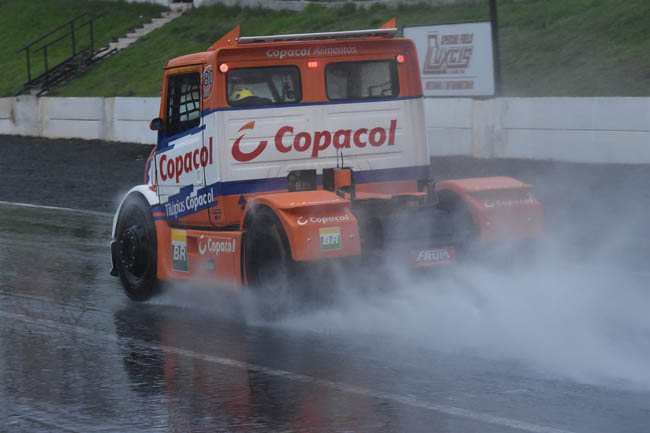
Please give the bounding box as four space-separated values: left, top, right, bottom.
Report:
484 193 535 209
313 46 357 56
411 247 455 267
423 31 475 91
405 22 494 96
265 46 357 59
289 198 343 206
232 119 397 162
198 235 237 256
202 65 214 100
423 32 473 75
171 230 189 272
159 141 213 184
164 187 215 219
319 227 341 251
297 214 350 226
425 79 474 91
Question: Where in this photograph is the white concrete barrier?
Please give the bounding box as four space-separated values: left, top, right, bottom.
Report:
425 97 650 164
497 98 650 163
40 97 104 140
0 96 160 145
1 96 649 164
424 98 473 156
113 97 160 144
0 95 40 137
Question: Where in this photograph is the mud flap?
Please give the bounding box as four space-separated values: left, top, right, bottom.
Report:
244 190 361 262
435 176 544 243
358 204 456 268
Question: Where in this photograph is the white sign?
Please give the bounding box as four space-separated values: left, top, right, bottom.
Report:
405 22 495 97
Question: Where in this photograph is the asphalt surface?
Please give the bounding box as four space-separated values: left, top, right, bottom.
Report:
1 134 650 432
0 135 153 214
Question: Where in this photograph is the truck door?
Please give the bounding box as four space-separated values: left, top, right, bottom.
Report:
198 63 225 227
156 67 212 226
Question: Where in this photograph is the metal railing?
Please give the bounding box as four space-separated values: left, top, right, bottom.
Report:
16 11 107 91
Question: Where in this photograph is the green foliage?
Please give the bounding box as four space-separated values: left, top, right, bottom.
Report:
499 0 650 95
0 0 165 96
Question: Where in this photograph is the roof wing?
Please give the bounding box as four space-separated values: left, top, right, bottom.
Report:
380 17 397 29
238 27 396 44
208 25 240 51
209 19 398 48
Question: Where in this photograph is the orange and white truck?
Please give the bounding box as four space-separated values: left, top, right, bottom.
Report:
110 20 543 313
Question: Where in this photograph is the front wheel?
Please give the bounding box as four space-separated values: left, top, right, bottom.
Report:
115 194 158 301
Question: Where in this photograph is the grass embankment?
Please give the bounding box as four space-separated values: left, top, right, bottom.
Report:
499 0 650 96
57 3 490 96
27 0 650 96
0 0 166 96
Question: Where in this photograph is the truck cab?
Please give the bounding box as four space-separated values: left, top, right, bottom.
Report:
152 22 427 228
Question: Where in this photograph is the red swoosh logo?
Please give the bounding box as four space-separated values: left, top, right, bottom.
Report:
232 121 267 162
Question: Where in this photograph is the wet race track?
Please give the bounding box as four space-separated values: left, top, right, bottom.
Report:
2 203 650 433
2 136 650 432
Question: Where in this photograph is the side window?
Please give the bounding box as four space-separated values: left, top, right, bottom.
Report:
325 60 399 101
226 66 301 107
166 73 201 137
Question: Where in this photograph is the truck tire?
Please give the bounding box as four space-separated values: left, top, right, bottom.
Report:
437 191 478 259
244 207 294 320
115 194 158 301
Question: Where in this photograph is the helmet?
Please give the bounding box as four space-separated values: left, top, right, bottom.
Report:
230 87 254 101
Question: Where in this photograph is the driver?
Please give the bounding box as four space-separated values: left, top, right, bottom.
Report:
230 87 254 102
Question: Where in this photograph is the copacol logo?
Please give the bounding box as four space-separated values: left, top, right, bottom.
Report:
297 214 350 226
198 235 237 256
232 120 398 162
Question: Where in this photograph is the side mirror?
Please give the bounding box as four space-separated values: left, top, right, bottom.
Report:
150 117 164 131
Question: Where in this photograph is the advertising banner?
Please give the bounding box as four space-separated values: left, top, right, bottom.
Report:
404 22 495 97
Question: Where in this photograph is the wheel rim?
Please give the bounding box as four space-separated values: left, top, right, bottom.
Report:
118 222 149 282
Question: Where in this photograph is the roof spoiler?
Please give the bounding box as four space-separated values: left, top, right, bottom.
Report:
208 18 397 51
208 24 241 51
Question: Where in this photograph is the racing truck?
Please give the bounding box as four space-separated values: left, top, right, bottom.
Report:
110 19 543 314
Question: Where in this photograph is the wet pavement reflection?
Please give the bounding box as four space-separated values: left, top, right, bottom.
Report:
2 202 650 433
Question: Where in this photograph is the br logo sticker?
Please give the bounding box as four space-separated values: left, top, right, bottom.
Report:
319 227 341 251
171 229 188 272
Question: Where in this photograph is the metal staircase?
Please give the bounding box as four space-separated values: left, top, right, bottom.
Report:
16 12 116 96
16 4 192 96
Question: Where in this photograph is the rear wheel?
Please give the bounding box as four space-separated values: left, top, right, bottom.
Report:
245 207 295 320
115 194 158 301
437 191 478 260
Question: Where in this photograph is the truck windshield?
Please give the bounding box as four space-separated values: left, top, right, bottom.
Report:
326 60 399 101
227 66 301 107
